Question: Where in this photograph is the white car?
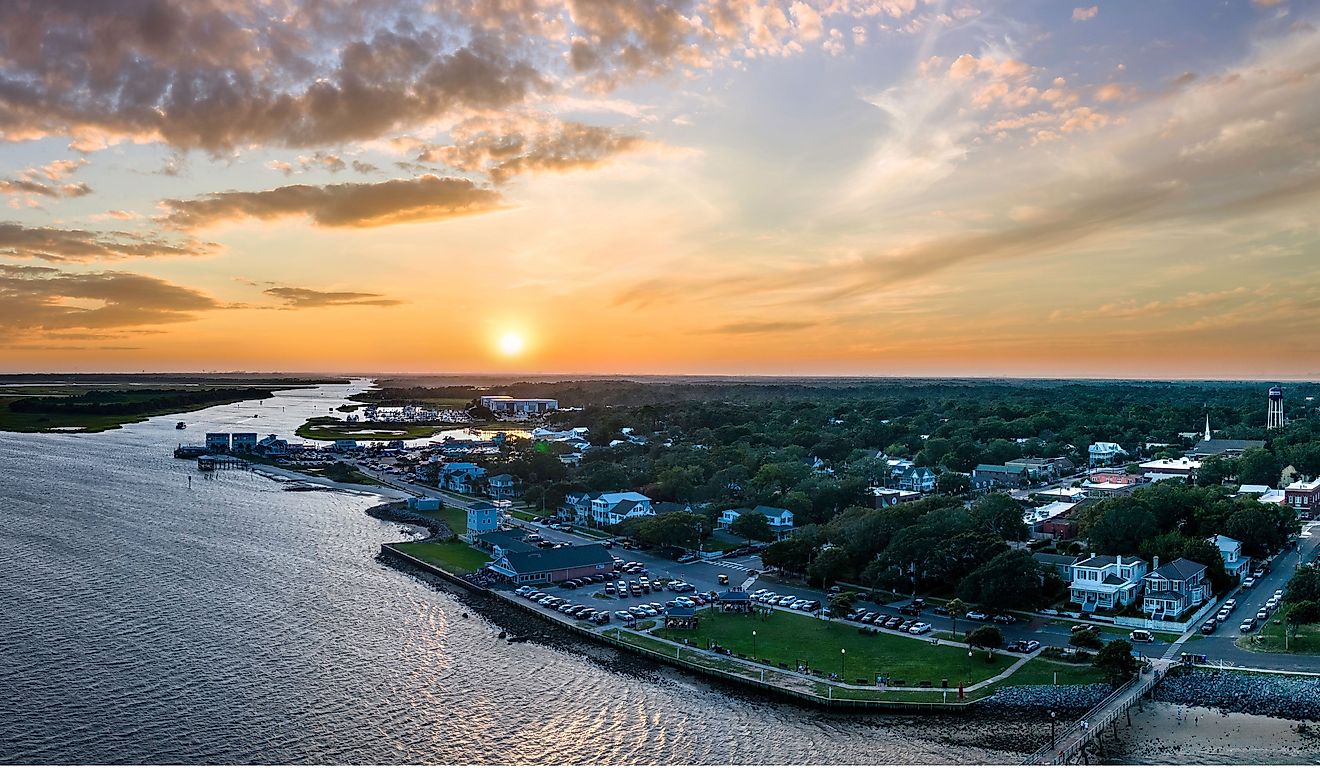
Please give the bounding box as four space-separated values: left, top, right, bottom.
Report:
908 622 932 634
790 600 808 611
615 611 634 621
966 610 989 621
777 595 797 606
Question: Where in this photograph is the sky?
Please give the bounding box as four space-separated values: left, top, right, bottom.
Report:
1 0 1318 378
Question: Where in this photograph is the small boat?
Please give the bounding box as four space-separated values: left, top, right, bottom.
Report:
175 422 186 430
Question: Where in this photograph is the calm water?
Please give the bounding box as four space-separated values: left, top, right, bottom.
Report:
0 381 1054 763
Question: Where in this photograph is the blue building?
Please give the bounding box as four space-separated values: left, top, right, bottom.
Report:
205 432 231 452
466 501 499 534
231 433 258 453
407 497 442 512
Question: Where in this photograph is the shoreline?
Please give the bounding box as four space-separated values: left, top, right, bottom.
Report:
1106 701 1320 764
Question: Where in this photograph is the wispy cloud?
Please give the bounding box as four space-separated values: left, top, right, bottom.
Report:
264 287 403 308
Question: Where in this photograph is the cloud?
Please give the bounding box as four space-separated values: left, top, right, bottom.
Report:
1072 6 1099 22
264 286 403 308
706 320 817 334
419 118 648 183
160 175 504 229
0 158 93 200
0 264 218 332
0 222 217 262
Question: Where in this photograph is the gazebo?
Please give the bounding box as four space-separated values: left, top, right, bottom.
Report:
718 590 752 613
664 605 699 629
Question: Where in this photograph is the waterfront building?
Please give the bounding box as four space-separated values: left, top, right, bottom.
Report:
466 501 499 534
1141 557 1209 619
1069 554 1148 612
255 434 289 457
441 463 487 494
332 439 358 452
488 543 612 584
205 432 231 452
471 530 539 559
478 396 559 415
406 497 442 512
231 432 258 453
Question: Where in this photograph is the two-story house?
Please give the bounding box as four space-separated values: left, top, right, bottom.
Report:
718 505 795 540
559 491 599 524
1069 554 1148 612
1141 557 1210 619
590 492 653 527
1209 534 1250 578
1088 442 1124 467
898 466 937 493
487 473 519 500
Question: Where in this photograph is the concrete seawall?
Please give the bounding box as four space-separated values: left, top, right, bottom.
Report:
378 542 982 713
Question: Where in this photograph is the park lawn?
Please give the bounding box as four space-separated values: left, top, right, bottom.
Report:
433 506 469 535
989 658 1107 688
1237 616 1320 654
653 609 1014 686
394 541 491 574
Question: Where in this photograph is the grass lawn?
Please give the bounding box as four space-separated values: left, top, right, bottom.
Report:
300 463 386 486
394 541 491 574
990 658 1106 688
653 609 1014 685
1237 616 1320 654
431 506 469 535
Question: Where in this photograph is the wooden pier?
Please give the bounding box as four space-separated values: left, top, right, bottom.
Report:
197 455 250 471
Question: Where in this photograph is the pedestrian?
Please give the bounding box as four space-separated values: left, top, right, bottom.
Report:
1081 720 1089 733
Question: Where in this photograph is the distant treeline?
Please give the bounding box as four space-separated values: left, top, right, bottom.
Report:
8 387 276 415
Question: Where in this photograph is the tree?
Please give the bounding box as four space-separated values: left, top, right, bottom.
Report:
1237 448 1281 487
729 510 774 543
1092 640 1140 685
965 625 1004 660
829 590 859 618
946 598 968 639
761 535 818 576
971 493 1029 541
1286 565 1320 604
1070 627 1102 649
937 472 971 495
807 546 853 588
1286 600 1320 650
956 550 1047 611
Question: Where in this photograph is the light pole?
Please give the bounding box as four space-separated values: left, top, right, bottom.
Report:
1050 710 1057 748
752 629 757 659
840 648 847 679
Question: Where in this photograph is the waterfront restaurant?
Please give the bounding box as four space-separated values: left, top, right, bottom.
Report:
488 543 612 585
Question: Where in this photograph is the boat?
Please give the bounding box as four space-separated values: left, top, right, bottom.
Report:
175 422 186 430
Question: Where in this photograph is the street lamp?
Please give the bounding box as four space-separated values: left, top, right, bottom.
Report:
752 629 757 659
1049 710 1057 748
840 648 847 679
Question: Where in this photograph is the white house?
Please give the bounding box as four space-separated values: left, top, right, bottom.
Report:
718 505 795 540
1088 442 1125 467
1141 557 1209 619
897 466 937 492
590 492 654 526
1069 554 1148 612
1209 534 1251 578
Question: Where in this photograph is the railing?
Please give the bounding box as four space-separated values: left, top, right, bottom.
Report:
1020 663 1175 765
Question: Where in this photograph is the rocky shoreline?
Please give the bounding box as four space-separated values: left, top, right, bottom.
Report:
1155 669 1320 721
978 683 1113 714
365 501 455 541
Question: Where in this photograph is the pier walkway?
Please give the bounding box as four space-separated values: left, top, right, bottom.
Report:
1020 658 1177 765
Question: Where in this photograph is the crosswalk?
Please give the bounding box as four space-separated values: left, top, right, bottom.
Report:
706 559 754 572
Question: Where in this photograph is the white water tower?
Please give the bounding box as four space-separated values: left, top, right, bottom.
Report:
1268 386 1285 430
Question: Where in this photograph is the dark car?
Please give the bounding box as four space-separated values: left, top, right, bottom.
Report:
1200 619 1218 634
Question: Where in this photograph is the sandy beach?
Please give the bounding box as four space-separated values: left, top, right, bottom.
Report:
1106 702 1320 764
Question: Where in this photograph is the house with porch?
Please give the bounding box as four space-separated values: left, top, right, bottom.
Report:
1141 557 1210 619
897 466 937 492
1088 442 1125 467
441 463 487 494
590 492 653 526
1209 534 1250 578
487 473 519 499
718 505 795 540
1069 554 1148 612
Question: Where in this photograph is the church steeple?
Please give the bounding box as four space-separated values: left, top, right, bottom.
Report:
1204 412 1211 442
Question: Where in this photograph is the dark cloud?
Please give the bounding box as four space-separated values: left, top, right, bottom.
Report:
422 119 645 183
0 2 548 152
0 264 219 331
160 175 504 229
0 222 217 262
351 160 379 174
264 286 403 308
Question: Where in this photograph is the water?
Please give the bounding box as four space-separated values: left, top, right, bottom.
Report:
0 381 1047 763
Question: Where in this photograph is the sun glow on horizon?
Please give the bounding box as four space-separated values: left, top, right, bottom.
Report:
498 332 526 357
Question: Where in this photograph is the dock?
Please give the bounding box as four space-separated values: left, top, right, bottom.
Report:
197 455 250 471
1021 658 1179 765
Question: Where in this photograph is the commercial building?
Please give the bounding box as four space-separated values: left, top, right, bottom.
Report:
489 543 613 584
1006 457 1075 479
871 487 923 508
231 432 258 453
1285 479 1320 518
205 432 231 452
972 463 1030 489
1138 457 1201 482
479 396 559 415
1035 486 1087 503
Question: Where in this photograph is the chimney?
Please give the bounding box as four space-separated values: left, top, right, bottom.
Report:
1091 552 1096 560
1117 554 1123 571
1153 555 1160 570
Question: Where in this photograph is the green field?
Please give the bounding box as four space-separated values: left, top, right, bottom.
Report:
0 385 287 433
394 541 492 574
653 609 1014 685
1237 615 1320 654
299 462 385 487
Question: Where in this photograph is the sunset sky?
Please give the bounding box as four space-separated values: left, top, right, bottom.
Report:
1 0 1318 378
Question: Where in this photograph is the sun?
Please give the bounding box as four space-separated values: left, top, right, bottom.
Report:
498 332 525 357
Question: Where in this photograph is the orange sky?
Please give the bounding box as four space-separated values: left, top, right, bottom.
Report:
1 1 1318 378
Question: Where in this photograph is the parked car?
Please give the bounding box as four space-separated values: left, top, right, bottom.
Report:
1071 623 1097 634
991 614 1016 624
1240 618 1257 632
884 617 902 629
1020 639 1041 653
1243 576 1257 589
615 611 634 622
908 622 932 635
966 610 989 621
1129 630 1154 643
1200 619 1218 634
1256 607 1269 620
1223 599 1237 611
